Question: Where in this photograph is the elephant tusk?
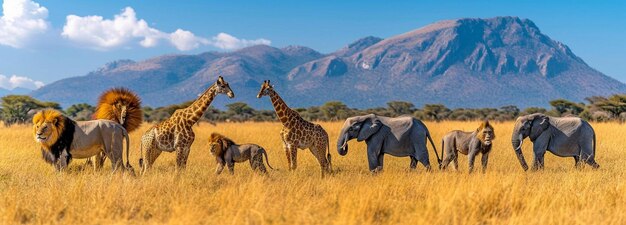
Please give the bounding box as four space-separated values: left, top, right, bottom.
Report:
515 134 523 151
341 140 347 149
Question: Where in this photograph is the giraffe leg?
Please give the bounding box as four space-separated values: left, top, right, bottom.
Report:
176 145 192 171
309 145 329 178
142 146 162 175
289 145 298 170
283 143 291 170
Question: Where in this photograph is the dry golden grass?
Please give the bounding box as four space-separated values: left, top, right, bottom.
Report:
0 121 624 224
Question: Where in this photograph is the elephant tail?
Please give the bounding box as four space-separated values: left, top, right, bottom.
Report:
592 131 596 157
427 133 442 167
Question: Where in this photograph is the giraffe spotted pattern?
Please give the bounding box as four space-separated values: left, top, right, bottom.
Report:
138 76 234 174
257 80 332 177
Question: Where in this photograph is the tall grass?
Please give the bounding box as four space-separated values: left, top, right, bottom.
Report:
0 121 624 224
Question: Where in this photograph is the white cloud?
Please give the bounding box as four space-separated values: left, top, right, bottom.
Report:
62 7 165 50
169 29 209 51
211 32 271 50
0 0 49 48
0 74 44 90
62 7 270 51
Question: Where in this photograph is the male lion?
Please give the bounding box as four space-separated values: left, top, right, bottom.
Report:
208 133 274 175
86 88 143 169
33 109 133 173
440 120 495 173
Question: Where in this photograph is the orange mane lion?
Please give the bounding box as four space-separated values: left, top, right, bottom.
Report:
94 87 143 133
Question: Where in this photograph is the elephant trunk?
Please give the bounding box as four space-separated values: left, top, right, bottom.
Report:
337 133 349 156
511 132 529 171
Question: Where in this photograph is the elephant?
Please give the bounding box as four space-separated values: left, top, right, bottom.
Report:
511 113 599 171
337 114 441 172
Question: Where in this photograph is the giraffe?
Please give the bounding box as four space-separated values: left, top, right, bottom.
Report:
139 76 234 174
256 80 332 177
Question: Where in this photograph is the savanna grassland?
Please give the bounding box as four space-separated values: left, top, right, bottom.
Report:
0 121 624 225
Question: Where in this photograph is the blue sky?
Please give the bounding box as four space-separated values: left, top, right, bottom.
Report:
1 0 625 90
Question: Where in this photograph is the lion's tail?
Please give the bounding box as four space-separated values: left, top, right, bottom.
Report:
261 148 274 170
122 127 131 169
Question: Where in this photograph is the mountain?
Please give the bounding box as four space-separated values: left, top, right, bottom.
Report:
32 16 626 109
1 87 33 97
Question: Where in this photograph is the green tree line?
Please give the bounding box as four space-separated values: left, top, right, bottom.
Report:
2 94 626 126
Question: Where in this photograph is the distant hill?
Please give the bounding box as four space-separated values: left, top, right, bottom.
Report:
31 16 626 109
1 87 34 97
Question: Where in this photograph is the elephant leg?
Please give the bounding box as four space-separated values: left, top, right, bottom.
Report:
410 157 418 169
376 154 384 172
531 153 545 171
366 150 380 173
573 156 583 168
580 141 600 169
412 142 431 171
531 143 547 171
582 153 600 169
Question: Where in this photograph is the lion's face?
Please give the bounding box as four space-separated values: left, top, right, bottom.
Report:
114 102 128 125
32 109 65 149
208 141 220 156
477 120 495 146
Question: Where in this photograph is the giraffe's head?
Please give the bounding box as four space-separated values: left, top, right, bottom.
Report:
214 76 235 98
256 80 274 98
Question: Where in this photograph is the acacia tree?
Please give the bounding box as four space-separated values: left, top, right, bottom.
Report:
0 95 59 126
320 101 351 121
387 101 415 116
423 104 450 122
549 99 584 116
66 103 95 120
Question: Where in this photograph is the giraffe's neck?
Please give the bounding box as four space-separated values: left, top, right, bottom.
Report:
180 85 217 125
268 89 301 128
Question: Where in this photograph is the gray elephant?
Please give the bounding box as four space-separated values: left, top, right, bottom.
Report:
511 113 599 171
337 114 441 172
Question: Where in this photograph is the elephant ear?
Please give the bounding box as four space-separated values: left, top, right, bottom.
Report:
357 117 382 141
529 115 549 141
